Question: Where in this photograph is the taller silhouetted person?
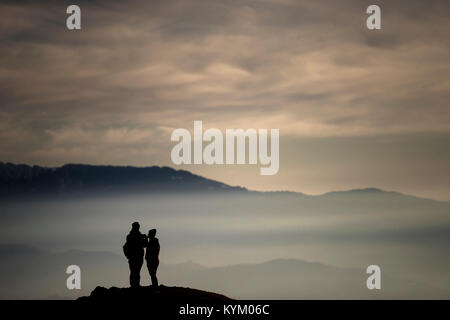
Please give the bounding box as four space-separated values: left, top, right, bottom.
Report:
123 222 147 287
145 228 160 287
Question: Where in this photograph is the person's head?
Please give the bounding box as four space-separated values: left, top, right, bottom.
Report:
132 222 140 231
148 229 157 238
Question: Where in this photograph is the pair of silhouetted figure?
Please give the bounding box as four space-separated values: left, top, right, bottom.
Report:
123 222 160 288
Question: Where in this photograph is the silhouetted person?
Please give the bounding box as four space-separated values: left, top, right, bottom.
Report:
145 228 160 287
123 222 147 287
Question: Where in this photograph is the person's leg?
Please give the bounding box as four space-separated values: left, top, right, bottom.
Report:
147 261 154 285
130 259 143 287
150 261 159 286
135 259 143 287
129 260 137 287
155 260 159 286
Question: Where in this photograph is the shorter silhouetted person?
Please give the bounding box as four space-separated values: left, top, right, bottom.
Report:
145 228 160 287
123 222 147 287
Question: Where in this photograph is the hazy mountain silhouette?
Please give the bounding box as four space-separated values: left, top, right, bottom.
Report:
1 162 447 204
1 245 447 299
1 162 449 300
0 244 123 299
0 162 245 199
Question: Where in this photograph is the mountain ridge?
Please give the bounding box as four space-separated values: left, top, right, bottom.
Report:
0 162 444 203
2 244 447 299
0 162 246 198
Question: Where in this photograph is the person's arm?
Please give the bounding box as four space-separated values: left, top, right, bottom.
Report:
142 234 148 247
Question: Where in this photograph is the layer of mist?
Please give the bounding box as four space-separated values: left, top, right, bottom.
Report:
1 189 449 299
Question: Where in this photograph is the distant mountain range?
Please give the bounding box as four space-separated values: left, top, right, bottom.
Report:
0 162 245 198
1 162 445 203
1 163 449 299
0 244 447 299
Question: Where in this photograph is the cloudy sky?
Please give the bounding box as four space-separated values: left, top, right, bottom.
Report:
1 0 449 200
